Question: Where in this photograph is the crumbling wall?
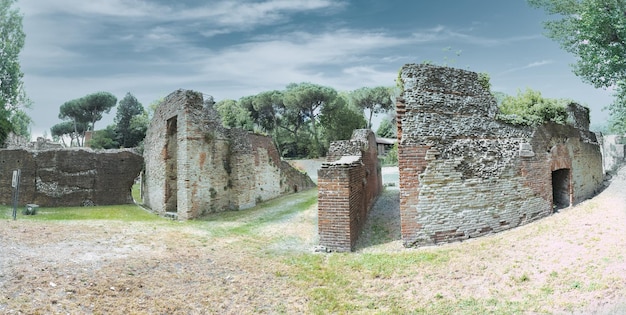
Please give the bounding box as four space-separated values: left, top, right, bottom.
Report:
4 133 64 150
317 129 382 252
0 148 142 206
397 64 603 247
142 89 315 220
598 134 625 174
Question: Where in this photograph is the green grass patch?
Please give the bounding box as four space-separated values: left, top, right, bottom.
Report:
284 250 451 313
132 183 141 203
198 189 317 236
1 204 162 222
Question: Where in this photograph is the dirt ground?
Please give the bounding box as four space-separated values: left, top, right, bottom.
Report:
1 166 626 314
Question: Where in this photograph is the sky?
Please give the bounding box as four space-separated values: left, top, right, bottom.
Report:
15 0 616 138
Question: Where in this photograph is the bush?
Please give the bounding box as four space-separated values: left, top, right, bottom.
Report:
382 143 398 166
496 88 569 126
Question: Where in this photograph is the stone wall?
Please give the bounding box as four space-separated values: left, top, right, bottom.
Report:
397 64 603 247
142 89 315 220
0 148 142 206
598 134 625 174
317 129 382 252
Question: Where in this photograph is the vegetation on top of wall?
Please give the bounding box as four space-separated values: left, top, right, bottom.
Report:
477 73 491 91
496 88 570 126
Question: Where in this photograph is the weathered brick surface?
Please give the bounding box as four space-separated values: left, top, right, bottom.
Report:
398 64 604 247
317 129 382 252
142 89 315 220
0 148 142 207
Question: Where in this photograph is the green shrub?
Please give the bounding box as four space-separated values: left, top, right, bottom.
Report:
497 88 569 126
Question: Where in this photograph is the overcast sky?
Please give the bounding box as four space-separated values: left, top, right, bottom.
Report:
16 0 615 138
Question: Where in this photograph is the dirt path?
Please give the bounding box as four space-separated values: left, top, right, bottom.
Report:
1 167 626 314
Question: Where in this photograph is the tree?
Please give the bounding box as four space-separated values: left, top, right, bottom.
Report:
215 98 253 130
253 90 284 133
376 114 396 138
114 92 145 147
497 88 570 125
350 86 393 129
50 120 87 147
283 82 338 157
320 94 366 147
529 0 626 89
81 92 117 131
252 90 285 152
9 108 31 139
88 124 118 149
57 92 117 146
58 99 89 146
608 81 626 133
0 0 27 143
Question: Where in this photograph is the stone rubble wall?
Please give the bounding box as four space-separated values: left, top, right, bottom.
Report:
598 134 625 174
0 148 142 207
4 133 64 150
397 64 604 247
317 129 382 252
142 89 315 220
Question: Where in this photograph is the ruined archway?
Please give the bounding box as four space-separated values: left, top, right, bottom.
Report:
552 168 571 211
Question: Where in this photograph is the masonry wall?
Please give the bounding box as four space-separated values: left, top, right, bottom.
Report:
397 64 603 247
317 129 382 252
142 89 315 220
598 134 625 174
0 148 142 207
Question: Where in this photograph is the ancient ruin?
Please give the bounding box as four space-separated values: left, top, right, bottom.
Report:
142 89 315 220
396 64 604 247
0 147 142 206
317 129 382 252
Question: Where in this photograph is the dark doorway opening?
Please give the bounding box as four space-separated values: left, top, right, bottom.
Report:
552 168 570 211
165 116 178 213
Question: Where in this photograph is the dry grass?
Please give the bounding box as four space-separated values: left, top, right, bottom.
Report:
1 170 626 314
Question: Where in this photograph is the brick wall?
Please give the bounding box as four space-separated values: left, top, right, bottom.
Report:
397 64 604 247
142 89 315 220
0 148 142 207
317 129 382 252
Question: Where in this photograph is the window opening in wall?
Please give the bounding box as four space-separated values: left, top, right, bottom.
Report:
165 116 178 213
552 168 570 211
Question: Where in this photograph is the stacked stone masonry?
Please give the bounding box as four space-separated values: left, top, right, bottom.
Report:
317 129 382 252
397 64 604 247
0 148 142 206
142 89 315 220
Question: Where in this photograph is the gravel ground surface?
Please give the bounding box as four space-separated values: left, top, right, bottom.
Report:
1 164 626 314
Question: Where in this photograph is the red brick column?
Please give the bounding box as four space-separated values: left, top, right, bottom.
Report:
399 144 430 245
318 165 355 252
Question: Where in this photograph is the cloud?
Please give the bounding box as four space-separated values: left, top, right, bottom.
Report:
499 60 554 75
20 0 347 31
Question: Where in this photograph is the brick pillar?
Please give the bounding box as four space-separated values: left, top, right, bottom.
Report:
399 144 430 246
318 166 353 252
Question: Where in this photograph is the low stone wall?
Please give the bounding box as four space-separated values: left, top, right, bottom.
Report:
0 148 143 207
317 129 382 252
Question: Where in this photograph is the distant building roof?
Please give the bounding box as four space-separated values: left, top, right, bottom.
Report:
376 137 397 145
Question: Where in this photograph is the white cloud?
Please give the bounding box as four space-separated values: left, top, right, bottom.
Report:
499 60 554 75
